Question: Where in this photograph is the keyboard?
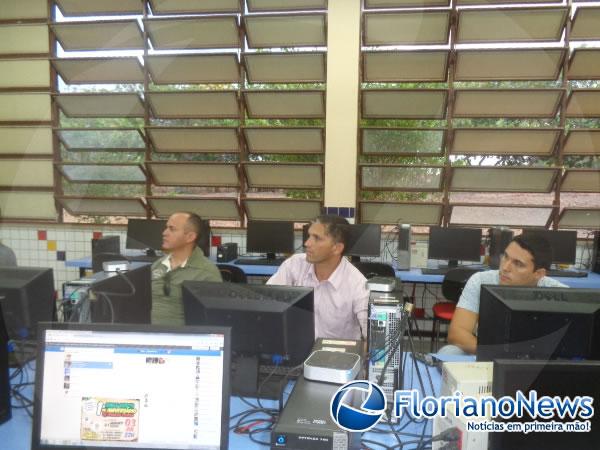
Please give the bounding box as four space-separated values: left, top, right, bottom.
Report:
235 257 285 266
546 269 588 278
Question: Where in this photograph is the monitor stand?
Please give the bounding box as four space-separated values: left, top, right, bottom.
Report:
145 249 157 257
350 256 361 263
265 252 276 261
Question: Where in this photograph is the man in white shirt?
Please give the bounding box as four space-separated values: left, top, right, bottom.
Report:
267 215 369 340
444 234 567 355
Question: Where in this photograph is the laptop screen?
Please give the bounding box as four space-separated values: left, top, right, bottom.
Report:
32 323 231 450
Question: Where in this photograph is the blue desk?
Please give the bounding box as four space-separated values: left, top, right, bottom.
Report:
1 356 441 450
66 255 600 289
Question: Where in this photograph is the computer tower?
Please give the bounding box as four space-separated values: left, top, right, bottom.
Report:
488 227 514 269
0 303 11 425
593 231 600 274
367 293 403 402
216 243 238 262
396 224 411 270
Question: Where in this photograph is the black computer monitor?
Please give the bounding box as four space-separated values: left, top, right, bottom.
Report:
125 219 167 255
0 267 55 340
345 224 381 259
521 229 577 265
182 281 314 397
91 235 121 273
490 359 600 450
32 322 231 450
427 226 482 268
88 262 152 324
246 220 295 259
477 285 600 362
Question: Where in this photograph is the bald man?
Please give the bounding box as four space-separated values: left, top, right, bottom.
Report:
150 212 221 325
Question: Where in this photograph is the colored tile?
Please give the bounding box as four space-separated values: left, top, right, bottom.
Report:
57 251 66 261
37 230 47 240
93 231 103 240
211 235 222 247
47 240 57 251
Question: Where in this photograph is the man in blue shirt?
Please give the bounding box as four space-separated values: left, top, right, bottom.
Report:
443 234 567 355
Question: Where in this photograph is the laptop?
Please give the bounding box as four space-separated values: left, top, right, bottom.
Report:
32 322 231 450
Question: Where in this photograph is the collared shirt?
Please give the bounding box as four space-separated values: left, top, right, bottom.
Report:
160 254 188 271
151 247 222 326
267 253 369 340
457 269 569 314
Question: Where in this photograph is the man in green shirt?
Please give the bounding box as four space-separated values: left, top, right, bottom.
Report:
151 212 222 325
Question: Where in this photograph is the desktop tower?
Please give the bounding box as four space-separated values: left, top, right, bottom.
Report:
367 294 403 402
488 227 514 269
593 231 600 274
216 243 238 262
396 224 411 270
0 303 11 425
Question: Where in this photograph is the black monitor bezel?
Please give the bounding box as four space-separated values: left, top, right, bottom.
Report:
125 219 167 251
0 267 55 340
427 226 482 263
182 281 314 366
32 322 232 450
245 220 295 255
521 229 578 265
490 358 600 450
345 224 382 257
477 285 600 362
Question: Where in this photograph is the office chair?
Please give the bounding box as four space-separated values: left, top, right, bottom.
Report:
216 264 247 283
430 267 479 352
351 261 395 279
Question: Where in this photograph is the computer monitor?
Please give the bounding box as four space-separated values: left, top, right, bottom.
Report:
0 267 55 340
125 219 167 255
246 220 295 259
345 224 381 259
490 359 600 450
91 235 121 273
88 262 152 324
32 322 231 450
182 281 314 397
477 285 600 362
427 226 482 268
521 229 577 265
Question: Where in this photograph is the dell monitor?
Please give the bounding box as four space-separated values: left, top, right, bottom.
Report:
32 322 231 450
521 229 577 265
0 267 55 340
182 281 314 398
346 224 381 260
427 226 482 268
477 285 600 362
490 359 600 450
87 262 152 324
246 220 295 260
125 219 167 255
